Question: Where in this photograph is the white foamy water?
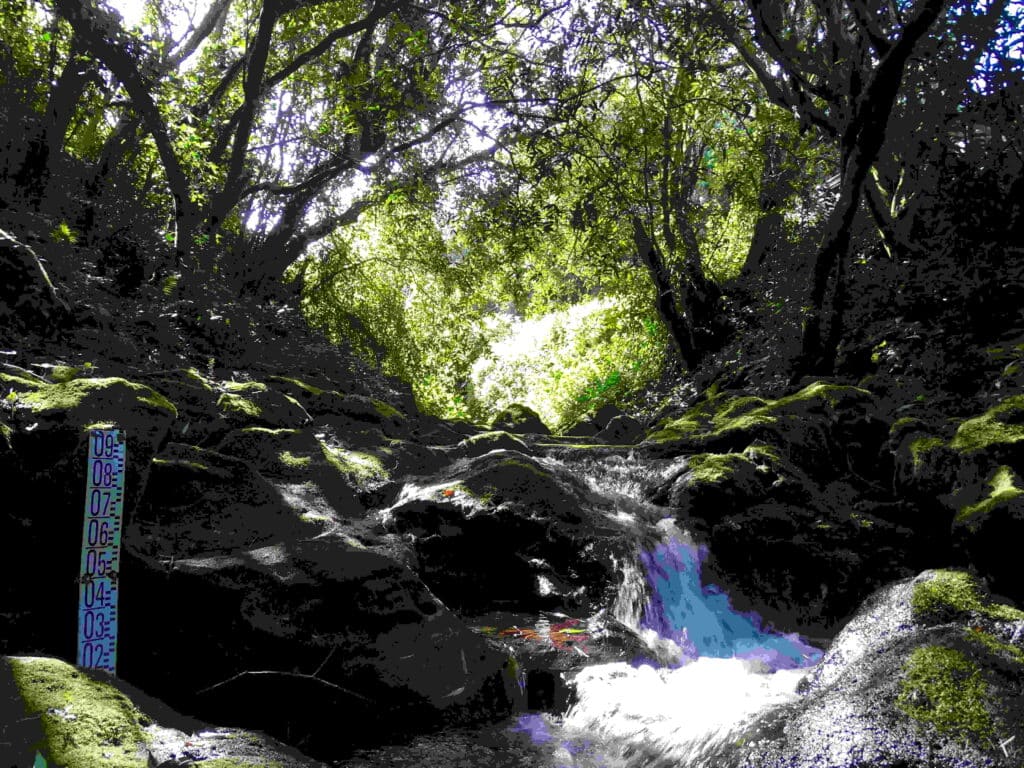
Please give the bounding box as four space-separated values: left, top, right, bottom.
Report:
562 659 807 766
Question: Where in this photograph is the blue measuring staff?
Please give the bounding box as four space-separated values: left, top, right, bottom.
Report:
77 429 125 673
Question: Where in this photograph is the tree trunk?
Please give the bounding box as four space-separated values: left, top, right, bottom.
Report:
54 0 195 266
632 216 699 369
795 0 947 376
741 131 794 289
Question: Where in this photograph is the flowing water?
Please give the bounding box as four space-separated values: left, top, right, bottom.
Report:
341 449 824 767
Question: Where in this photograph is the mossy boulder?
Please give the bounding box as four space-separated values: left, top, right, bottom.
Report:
490 404 550 435
136 368 232 446
0 376 176 659
116 539 515 760
949 395 1024 456
320 394 408 438
213 427 364 517
132 443 317 557
891 422 958 501
643 381 883 480
266 375 378 420
710 571 1024 768
456 430 530 458
215 386 311 430
562 418 599 437
4 655 151 768
647 443 808 513
596 414 643 444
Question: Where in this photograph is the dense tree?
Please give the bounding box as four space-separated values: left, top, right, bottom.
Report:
708 0 1023 374
1 0 1021 424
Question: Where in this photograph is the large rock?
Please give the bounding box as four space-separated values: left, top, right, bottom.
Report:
131 442 321 557
597 414 644 444
711 570 1024 768
215 427 365 517
643 381 885 482
379 450 628 616
491 404 550 435
647 443 915 638
117 538 516 759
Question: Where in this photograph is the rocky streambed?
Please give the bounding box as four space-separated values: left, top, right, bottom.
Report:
2 357 1024 768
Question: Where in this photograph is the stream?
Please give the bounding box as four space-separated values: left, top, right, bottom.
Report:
339 447 825 768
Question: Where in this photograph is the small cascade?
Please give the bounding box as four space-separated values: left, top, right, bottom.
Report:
555 524 824 766
343 449 825 767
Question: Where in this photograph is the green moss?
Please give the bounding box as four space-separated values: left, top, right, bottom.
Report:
8 657 150 768
1 371 44 391
19 378 177 418
51 365 81 383
741 443 779 462
498 458 551 479
711 396 772 430
268 375 325 396
686 452 749 484
949 396 1024 453
890 417 920 434
646 382 868 444
319 441 387 485
774 381 870 409
896 645 994 742
966 628 1024 664
371 398 402 419
0 421 12 449
152 457 209 472
240 427 299 436
279 450 311 468
183 368 214 391
221 381 268 394
911 570 1024 623
217 393 261 418
957 465 1023 522
463 431 529 450
909 437 945 469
